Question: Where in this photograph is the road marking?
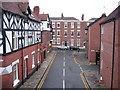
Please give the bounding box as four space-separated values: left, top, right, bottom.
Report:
63 68 65 77
64 56 65 60
63 79 65 90
37 52 57 89
80 73 91 90
63 61 65 67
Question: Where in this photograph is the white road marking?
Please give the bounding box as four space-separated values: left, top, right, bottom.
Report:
63 61 65 67
63 79 65 90
64 57 65 61
78 64 83 72
63 68 65 77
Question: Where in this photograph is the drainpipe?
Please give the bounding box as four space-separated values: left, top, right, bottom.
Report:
111 18 116 90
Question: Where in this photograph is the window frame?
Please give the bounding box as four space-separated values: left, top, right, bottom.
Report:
31 51 35 68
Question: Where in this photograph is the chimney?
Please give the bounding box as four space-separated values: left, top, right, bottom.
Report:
33 6 40 16
81 14 84 21
61 13 64 20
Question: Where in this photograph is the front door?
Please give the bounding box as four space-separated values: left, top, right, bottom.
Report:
64 41 67 46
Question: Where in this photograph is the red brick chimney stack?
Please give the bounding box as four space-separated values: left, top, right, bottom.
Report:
61 13 64 20
81 14 84 21
33 6 40 16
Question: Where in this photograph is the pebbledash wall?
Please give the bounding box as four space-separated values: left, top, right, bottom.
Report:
0 9 47 89
50 14 87 48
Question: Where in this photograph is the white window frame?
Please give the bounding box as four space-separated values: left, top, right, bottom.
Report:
52 22 55 28
71 30 74 37
64 30 67 37
77 39 80 46
52 38 56 44
71 22 74 28
31 51 35 68
57 30 60 36
77 30 80 37
57 38 60 44
53 30 55 36
12 59 19 87
64 22 68 28
77 22 80 28
13 31 18 50
57 22 60 28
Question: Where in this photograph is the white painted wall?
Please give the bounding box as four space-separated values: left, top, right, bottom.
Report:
6 31 12 53
42 21 50 31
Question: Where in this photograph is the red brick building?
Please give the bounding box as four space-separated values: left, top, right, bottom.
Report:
100 6 119 88
87 14 106 62
50 14 87 49
0 2 52 89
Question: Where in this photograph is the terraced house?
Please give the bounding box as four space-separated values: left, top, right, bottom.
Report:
50 13 87 49
0 2 52 89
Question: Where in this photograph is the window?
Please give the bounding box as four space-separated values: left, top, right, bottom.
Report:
57 22 60 28
52 23 55 28
64 22 68 28
71 30 74 37
57 30 60 36
77 22 80 28
71 39 74 46
64 30 67 37
101 25 104 34
101 42 103 51
31 51 35 68
77 30 80 37
57 38 60 44
52 38 56 44
12 59 19 87
52 30 55 36
77 39 80 46
28 31 33 45
71 22 74 28
13 31 18 50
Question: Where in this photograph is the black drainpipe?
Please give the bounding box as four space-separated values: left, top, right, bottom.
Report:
111 18 116 90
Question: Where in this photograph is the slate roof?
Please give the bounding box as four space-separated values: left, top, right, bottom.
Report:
101 5 120 24
50 17 78 20
0 2 29 16
88 14 106 27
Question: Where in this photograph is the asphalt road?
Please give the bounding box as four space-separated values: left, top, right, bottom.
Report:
42 50 85 89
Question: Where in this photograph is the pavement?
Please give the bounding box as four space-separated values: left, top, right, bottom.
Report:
72 49 106 89
19 51 57 89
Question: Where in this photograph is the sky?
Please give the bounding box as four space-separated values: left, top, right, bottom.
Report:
29 0 120 21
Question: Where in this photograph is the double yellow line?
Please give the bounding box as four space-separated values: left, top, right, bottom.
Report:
37 52 57 89
80 72 91 90
73 52 91 90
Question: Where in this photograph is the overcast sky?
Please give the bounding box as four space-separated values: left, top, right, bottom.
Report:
29 0 120 21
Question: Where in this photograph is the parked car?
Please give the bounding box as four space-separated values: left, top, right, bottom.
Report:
57 46 69 50
70 46 78 50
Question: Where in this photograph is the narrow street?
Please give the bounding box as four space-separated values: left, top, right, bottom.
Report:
41 50 85 88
